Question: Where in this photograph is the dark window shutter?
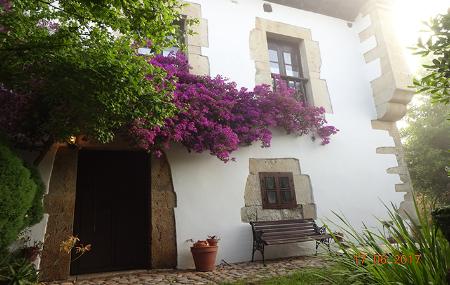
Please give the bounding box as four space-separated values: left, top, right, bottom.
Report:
259 172 297 209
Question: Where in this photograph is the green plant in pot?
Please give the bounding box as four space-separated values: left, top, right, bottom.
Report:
432 205 450 283
207 235 220 246
20 242 42 263
432 206 450 242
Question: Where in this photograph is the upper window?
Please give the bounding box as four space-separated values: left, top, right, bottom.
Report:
268 38 308 104
259 172 297 209
162 19 186 56
138 19 186 56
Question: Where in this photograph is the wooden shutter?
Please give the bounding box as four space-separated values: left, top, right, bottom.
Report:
259 172 297 209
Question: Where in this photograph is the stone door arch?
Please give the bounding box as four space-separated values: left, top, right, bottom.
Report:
40 143 177 281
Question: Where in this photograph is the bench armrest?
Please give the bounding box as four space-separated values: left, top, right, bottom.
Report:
317 225 327 235
254 230 264 242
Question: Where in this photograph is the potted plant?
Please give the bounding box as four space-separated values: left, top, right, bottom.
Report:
333 232 344 242
189 239 218 272
207 235 220 246
432 206 450 283
432 206 450 242
16 233 43 263
20 241 42 262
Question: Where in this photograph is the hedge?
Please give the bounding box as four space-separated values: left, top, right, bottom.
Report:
0 138 44 250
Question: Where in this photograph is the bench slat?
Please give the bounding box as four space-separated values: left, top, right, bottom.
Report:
253 223 316 230
251 219 314 225
262 230 319 238
253 221 315 227
265 238 313 245
261 227 317 233
263 231 326 239
252 222 315 228
264 234 331 245
254 225 316 232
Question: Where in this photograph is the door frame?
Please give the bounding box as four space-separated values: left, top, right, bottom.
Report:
40 139 177 281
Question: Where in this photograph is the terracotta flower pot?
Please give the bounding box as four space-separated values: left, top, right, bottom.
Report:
193 240 209 248
21 246 41 262
191 245 218 272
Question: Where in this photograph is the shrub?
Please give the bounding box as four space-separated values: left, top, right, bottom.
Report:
322 199 450 284
0 139 44 250
0 254 38 285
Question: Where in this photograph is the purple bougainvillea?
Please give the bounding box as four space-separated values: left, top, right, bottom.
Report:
0 0 12 12
129 52 338 162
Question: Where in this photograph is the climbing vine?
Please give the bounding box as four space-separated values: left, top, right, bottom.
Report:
130 52 338 162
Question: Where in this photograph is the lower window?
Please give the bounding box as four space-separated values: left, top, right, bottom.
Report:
259 172 297 209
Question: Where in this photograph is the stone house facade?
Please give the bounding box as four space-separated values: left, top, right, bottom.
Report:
26 0 414 281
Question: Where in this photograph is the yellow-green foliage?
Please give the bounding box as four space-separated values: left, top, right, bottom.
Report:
324 199 450 285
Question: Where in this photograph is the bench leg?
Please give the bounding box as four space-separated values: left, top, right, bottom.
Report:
262 244 266 266
315 239 331 255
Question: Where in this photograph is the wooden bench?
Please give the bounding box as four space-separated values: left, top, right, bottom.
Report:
250 218 332 265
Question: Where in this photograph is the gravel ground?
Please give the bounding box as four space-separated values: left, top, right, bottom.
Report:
45 256 327 285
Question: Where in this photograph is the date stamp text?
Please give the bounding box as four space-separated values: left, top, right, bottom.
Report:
354 253 421 266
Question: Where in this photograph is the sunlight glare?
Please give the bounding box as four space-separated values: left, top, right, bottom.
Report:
392 0 449 73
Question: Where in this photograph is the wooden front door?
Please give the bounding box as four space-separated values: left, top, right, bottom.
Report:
71 150 150 275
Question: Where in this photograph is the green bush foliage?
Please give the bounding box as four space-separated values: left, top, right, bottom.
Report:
433 206 450 241
0 0 186 149
0 139 44 250
0 254 38 285
413 11 450 106
323 199 450 284
401 96 450 204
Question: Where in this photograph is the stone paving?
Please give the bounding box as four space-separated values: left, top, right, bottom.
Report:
45 256 327 285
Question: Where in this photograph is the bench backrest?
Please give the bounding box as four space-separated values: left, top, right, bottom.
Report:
250 219 320 237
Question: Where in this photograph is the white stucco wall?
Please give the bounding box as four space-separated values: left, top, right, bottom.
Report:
167 0 404 269
25 0 406 271
18 145 58 267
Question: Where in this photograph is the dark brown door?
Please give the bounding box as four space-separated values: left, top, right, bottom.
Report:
71 150 150 275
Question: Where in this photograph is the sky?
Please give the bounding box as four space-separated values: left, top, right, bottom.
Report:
392 0 449 73
391 0 448 129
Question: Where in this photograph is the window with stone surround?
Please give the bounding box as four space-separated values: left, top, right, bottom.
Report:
259 172 297 209
250 17 332 113
135 1 210 76
241 158 316 223
268 37 308 104
163 18 186 56
138 19 186 56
